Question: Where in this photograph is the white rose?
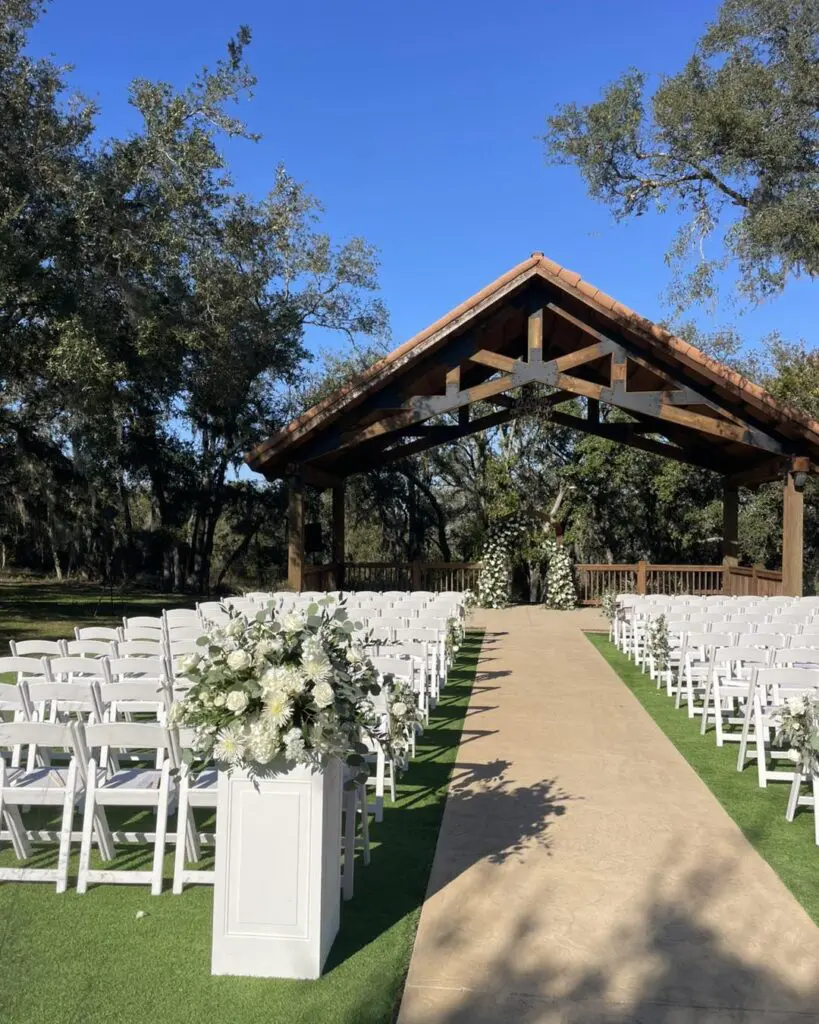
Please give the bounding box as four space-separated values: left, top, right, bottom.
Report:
312 681 335 709
225 689 249 714
180 653 201 675
226 617 246 637
391 701 408 718
226 649 252 672
213 692 226 707
282 612 305 633
345 645 365 665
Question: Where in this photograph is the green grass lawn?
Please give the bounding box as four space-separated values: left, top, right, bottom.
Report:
0 577 196 647
587 632 819 925
0 578 482 1024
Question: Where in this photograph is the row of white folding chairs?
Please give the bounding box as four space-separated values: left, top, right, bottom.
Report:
622 619 819 842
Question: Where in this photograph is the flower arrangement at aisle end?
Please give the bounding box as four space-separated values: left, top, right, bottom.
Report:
476 514 529 609
600 589 617 623
445 617 465 664
773 692 819 775
646 614 670 675
169 599 381 786
544 537 577 610
383 676 424 771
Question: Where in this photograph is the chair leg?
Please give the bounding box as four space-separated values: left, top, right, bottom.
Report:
56 760 78 894
736 681 756 772
172 773 190 895
700 678 713 735
151 762 171 896
754 698 769 788
813 775 819 846
357 783 370 866
374 747 385 823
786 771 803 822
77 764 97 894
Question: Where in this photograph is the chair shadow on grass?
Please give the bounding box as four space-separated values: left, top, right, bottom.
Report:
326 630 571 970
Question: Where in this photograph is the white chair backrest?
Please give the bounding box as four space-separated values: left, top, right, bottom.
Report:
744 632 789 650
84 720 173 755
9 639 64 658
116 640 165 659
377 617 410 630
75 626 122 642
372 656 415 681
165 625 206 642
774 648 819 667
395 627 439 644
163 609 201 626
0 719 78 758
97 679 171 712
0 656 52 680
122 626 165 642
63 640 118 658
48 656 108 680
123 616 163 630
167 639 200 658
104 657 167 681
0 680 32 714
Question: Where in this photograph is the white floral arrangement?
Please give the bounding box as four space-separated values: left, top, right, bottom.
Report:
170 599 381 784
446 616 465 662
544 537 577 610
646 614 670 674
773 692 819 774
600 589 617 622
476 514 528 609
383 677 424 771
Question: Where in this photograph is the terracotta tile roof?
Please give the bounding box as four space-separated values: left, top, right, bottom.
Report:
246 253 819 474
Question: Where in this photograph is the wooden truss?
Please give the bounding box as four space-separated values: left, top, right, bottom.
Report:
332 303 785 470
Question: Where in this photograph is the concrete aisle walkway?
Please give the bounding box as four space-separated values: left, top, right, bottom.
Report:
398 607 819 1024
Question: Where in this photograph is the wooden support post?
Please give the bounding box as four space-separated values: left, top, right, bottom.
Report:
287 477 305 592
411 559 422 591
636 559 647 595
722 481 739 568
332 484 345 591
587 398 599 426
782 471 804 597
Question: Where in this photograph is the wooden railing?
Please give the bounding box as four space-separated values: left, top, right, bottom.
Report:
304 559 784 601
723 564 784 597
575 561 783 604
302 561 481 593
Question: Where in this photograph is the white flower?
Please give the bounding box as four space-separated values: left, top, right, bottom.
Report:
225 689 249 714
283 726 306 763
262 692 294 729
179 653 201 675
167 700 186 725
302 650 333 685
256 637 283 659
213 692 226 708
214 722 247 765
282 611 306 633
312 680 335 709
225 616 246 637
391 700 408 718
261 665 305 699
247 718 280 763
345 645 365 665
226 649 252 673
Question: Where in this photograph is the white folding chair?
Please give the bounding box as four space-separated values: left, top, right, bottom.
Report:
676 632 735 716
0 720 86 892
752 668 819 788
701 645 773 746
162 609 202 627
77 721 177 895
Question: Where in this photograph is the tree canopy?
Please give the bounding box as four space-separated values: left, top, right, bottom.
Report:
544 0 819 310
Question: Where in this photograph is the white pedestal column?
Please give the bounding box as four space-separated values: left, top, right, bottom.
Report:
211 757 343 979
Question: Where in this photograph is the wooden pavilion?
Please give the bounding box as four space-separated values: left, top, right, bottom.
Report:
246 253 819 597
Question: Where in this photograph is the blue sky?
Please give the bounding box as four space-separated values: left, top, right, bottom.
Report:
29 0 818 361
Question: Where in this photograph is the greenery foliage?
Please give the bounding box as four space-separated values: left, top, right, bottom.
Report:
544 0 819 310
